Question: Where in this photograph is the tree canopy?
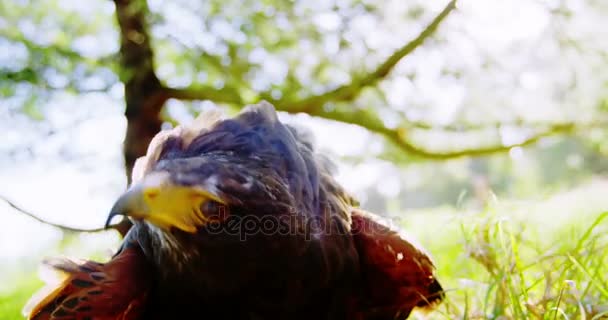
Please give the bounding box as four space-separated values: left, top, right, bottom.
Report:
4 0 607 177
1 0 608 230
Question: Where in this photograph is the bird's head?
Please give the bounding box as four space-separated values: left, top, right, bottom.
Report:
105 155 298 235
106 102 310 236
105 169 228 234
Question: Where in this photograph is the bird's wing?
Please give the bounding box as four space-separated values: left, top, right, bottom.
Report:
23 242 151 320
351 208 444 319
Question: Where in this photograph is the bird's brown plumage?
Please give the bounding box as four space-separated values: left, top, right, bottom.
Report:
25 242 150 320
25 101 443 320
351 208 444 319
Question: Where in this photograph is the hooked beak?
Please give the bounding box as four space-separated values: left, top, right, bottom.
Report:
105 187 145 229
105 172 226 233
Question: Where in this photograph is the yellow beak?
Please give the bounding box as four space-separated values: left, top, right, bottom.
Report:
105 172 226 233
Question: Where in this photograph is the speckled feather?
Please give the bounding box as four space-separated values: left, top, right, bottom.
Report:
25 241 150 320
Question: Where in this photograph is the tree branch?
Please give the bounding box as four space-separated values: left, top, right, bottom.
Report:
398 119 572 132
383 123 578 160
0 195 121 233
158 1 467 159
161 85 244 105
144 0 587 160
162 0 457 113
0 29 85 61
275 0 458 114
297 107 591 159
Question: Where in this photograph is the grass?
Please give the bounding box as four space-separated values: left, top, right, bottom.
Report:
422 210 608 319
2 179 608 319
406 179 608 319
0 275 43 319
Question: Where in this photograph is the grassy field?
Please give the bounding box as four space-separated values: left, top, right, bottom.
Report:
2 179 607 319
408 178 608 319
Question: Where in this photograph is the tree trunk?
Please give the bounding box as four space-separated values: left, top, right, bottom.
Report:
114 0 167 183
113 0 168 235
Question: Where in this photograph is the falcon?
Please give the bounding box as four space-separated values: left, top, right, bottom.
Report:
24 102 444 320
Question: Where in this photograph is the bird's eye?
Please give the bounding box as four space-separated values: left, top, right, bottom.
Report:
200 200 229 221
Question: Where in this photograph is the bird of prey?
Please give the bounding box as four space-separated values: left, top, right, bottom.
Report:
24 102 444 320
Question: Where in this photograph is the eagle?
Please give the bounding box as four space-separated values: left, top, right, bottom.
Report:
24 102 444 320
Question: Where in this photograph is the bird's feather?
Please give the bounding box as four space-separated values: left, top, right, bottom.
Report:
24 243 151 320
351 208 444 319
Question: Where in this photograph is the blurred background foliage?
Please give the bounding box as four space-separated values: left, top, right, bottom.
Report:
1 0 607 318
